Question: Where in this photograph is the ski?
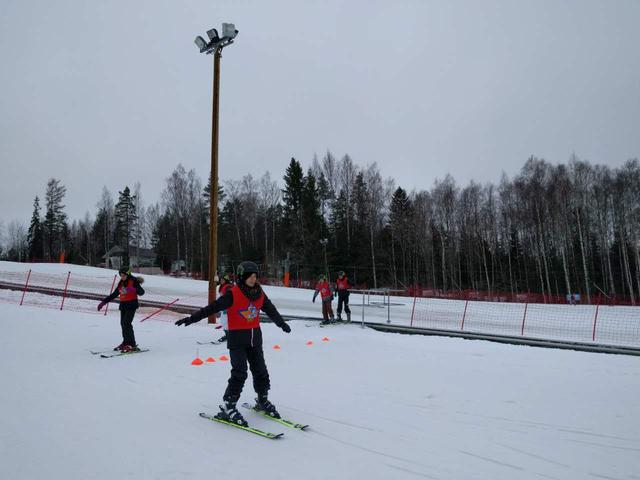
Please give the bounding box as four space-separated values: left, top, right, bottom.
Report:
100 349 149 358
305 321 349 328
90 349 115 355
241 402 309 430
196 341 224 345
199 412 283 439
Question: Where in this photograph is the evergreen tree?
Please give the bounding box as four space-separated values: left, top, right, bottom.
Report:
114 186 137 266
27 196 44 260
43 178 67 260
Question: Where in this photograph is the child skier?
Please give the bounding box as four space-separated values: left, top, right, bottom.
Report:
97 266 145 352
335 270 352 322
216 273 233 343
175 261 291 426
312 274 335 325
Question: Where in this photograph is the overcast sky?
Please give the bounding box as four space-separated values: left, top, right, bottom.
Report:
1 0 639 225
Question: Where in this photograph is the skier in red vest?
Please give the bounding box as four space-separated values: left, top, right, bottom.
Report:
335 270 352 322
175 261 291 427
97 266 145 352
313 274 335 325
216 273 233 343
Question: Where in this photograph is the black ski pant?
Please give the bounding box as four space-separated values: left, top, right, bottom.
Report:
120 308 137 346
337 292 351 316
223 344 270 403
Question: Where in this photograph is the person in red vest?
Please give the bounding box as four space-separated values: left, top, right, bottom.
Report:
313 274 335 325
335 270 352 322
216 273 233 343
97 266 145 352
175 261 291 427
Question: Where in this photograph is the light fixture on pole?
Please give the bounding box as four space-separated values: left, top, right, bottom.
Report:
194 23 238 322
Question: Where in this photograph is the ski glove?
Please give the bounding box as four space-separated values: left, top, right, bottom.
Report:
281 322 291 333
175 317 195 326
97 301 106 311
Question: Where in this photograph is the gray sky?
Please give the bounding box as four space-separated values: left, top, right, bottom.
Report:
1 0 639 225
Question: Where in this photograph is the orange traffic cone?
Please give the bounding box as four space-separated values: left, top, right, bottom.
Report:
191 357 204 365
273 344 281 350
219 355 229 361
322 337 330 342
205 357 216 363
306 341 313 346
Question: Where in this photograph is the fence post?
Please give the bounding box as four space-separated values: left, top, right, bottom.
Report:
104 274 117 316
19 269 32 306
460 299 469 331
592 300 600 342
410 294 417 327
361 291 365 329
387 289 391 324
520 302 528 336
60 272 71 310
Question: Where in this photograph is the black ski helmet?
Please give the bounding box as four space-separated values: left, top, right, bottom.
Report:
119 266 131 275
237 261 259 279
338 270 345 277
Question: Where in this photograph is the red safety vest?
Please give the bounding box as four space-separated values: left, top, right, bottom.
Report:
227 284 265 330
316 280 332 300
336 277 350 291
219 282 232 296
118 278 138 302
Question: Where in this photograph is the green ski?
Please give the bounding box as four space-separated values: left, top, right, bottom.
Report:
199 412 284 439
241 403 309 430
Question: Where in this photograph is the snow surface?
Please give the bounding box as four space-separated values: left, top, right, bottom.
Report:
1 261 638 349
1 299 639 479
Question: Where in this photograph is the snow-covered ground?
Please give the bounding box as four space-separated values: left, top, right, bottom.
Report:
1 299 639 479
1 261 639 349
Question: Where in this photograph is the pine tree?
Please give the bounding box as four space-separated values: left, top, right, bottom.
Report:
282 158 306 254
43 178 68 260
114 186 137 266
27 196 44 260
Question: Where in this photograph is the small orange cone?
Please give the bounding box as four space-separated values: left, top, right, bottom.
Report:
306 341 313 346
273 344 281 350
191 357 204 365
322 337 330 342
219 355 229 361
205 357 216 363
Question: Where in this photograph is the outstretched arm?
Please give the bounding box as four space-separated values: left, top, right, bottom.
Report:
175 290 233 326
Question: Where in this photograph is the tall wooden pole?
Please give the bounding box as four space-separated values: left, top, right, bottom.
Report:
208 49 221 323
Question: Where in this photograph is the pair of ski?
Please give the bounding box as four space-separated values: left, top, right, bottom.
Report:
305 320 351 328
196 340 225 345
90 348 149 358
199 402 309 440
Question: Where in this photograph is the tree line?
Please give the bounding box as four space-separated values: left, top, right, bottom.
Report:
2 153 640 303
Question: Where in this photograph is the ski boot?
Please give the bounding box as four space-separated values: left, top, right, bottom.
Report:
113 342 126 351
215 401 248 426
217 333 227 343
337 314 342 322
346 312 351 322
120 344 140 353
255 395 281 419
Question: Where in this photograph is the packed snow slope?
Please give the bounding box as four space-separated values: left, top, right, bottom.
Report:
0 302 638 479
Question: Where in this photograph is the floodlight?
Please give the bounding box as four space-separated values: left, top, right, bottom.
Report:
222 23 238 39
194 36 207 52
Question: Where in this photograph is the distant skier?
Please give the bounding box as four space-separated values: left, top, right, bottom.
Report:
335 270 352 322
313 274 335 325
175 261 291 427
216 273 233 343
97 266 145 352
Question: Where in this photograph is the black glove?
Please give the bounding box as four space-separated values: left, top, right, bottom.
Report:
175 317 193 326
97 301 106 311
281 322 291 333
